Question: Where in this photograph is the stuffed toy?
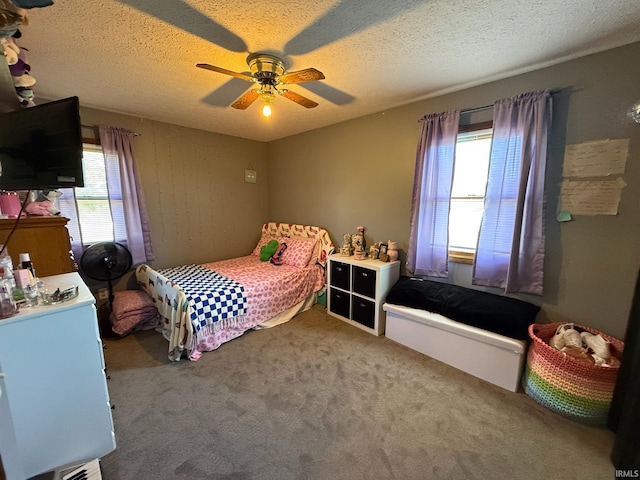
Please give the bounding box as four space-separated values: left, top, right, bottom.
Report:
25 200 53 216
260 239 279 262
24 190 61 216
1 37 19 65
270 242 287 266
43 189 61 214
12 72 35 87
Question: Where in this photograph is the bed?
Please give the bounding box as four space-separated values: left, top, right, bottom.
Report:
135 222 334 361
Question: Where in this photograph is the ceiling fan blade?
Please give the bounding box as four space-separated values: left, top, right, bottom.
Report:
280 90 319 108
231 90 260 110
197 63 254 82
279 68 325 84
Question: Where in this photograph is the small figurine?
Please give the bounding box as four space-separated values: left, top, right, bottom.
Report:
340 234 352 256
378 243 389 262
387 241 399 261
353 226 366 260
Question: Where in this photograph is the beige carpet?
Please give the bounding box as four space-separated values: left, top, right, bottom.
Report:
100 304 616 480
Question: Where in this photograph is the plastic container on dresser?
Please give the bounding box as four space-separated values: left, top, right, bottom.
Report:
327 253 400 335
0 272 115 480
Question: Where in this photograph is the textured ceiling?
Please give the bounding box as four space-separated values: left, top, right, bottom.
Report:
20 0 640 142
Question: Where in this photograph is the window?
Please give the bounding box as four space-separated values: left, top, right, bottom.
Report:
74 144 121 244
448 122 492 263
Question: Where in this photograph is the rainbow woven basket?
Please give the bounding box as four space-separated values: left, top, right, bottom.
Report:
522 322 624 425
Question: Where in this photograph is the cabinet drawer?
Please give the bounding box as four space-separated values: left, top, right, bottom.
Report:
353 266 376 298
329 288 350 318
352 296 375 329
330 260 351 290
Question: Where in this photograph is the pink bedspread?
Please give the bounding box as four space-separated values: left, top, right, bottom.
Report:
202 255 325 325
175 255 324 359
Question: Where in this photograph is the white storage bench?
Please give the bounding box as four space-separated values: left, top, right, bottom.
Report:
383 277 539 392
383 303 528 392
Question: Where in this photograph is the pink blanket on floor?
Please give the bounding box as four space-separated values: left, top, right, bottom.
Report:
109 289 160 336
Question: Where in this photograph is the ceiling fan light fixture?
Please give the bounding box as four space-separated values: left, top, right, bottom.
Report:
259 83 276 102
259 83 276 117
197 52 324 113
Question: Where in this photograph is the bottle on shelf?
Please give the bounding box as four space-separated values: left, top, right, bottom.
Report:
20 252 36 280
0 278 17 318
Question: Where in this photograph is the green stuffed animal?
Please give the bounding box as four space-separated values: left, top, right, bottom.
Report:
260 239 279 262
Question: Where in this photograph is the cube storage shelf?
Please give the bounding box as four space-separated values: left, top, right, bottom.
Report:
327 254 400 335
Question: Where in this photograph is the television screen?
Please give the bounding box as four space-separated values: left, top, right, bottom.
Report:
0 96 84 190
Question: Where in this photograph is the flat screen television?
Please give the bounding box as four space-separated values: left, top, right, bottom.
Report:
0 96 84 190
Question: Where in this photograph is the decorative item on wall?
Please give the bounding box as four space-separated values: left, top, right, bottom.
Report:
340 233 352 256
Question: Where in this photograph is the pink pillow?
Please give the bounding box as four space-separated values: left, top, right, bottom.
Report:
251 233 285 256
281 237 318 268
289 235 320 266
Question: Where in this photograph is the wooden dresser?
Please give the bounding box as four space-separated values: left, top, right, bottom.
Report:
0 216 76 277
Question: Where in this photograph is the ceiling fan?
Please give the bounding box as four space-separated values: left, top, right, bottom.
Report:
196 53 325 116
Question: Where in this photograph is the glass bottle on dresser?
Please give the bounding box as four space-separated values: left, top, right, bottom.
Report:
20 253 36 279
19 253 39 307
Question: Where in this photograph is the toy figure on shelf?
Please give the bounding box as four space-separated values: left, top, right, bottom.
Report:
340 234 352 256
352 226 365 260
24 190 61 216
387 241 399 261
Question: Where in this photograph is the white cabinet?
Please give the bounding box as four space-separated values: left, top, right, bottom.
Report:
0 273 115 480
327 254 400 335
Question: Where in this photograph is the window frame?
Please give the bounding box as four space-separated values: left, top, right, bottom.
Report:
448 120 493 264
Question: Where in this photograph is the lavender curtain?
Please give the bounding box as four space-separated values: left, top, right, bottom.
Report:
472 90 552 295
59 126 154 266
406 110 460 277
99 126 154 265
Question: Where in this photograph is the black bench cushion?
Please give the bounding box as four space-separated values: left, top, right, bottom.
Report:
385 276 540 340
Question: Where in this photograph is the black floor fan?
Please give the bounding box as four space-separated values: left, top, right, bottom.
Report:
80 241 133 337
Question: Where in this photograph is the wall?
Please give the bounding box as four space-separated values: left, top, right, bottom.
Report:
267 42 640 340
77 107 270 269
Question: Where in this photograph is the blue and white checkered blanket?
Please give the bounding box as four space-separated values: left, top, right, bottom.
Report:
158 264 247 332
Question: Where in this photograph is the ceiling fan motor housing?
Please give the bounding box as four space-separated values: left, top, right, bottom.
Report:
248 54 285 83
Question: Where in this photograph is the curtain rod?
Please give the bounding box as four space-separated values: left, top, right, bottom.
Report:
461 88 562 115
81 124 141 136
